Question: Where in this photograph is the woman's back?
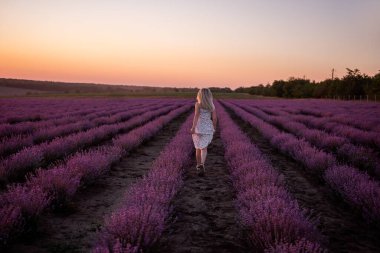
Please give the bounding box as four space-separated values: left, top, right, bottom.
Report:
191 88 217 176
195 106 214 134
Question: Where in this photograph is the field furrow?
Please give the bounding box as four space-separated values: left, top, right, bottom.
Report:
0 103 192 248
232 102 380 178
0 101 169 158
0 103 186 185
223 102 380 252
221 101 380 225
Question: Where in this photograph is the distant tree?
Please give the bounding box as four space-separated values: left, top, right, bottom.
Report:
341 68 368 97
231 68 378 100
271 80 286 97
371 71 380 97
209 87 232 93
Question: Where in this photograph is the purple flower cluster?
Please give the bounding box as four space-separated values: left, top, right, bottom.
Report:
0 98 97 124
0 185 51 219
290 104 380 134
300 114 380 150
268 103 380 148
92 114 194 252
0 101 166 158
242 99 380 133
0 99 185 140
265 238 327 253
223 102 336 174
222 100 380 223
216 102 324 251
0 103 191 246
236 104 380 175
0 98 167 127
0 103 184 184
0 99 132 137
0 134 34 158
324 165 380 222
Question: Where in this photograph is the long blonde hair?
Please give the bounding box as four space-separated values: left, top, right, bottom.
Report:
196 88 215 111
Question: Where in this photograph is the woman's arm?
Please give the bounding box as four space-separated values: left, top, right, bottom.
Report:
191 103 200 134
212 109 217 130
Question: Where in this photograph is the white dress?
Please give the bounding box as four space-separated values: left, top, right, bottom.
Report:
192 107 214 149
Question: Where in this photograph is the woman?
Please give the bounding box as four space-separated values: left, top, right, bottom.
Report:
190 88 217 176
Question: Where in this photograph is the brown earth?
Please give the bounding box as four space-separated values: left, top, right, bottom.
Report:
155 129 249 253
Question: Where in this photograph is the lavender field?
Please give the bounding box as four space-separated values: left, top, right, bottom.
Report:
1 98 380 253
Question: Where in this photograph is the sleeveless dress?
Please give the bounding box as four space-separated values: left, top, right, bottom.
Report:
192 107 214 149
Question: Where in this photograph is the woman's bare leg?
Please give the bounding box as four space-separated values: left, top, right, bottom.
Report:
196 149 201 166
201 148 207 165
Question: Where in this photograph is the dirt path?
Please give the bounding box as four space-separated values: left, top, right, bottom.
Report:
226 107 380 253
6 112 190 253
155 130 248 253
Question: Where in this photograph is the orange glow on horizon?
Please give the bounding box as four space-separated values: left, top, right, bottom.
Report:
1 1 379 89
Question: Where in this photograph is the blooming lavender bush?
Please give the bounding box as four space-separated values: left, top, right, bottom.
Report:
0 134 34 158
223 100 380 223
0 102 191 246
265 238 327 253
324 165 380 222
236 104 380 175
0 104 184 184
0 98 169 134
92 114 194 252
217 102 323 251
0 184 51 220
222 101 336 175
92 238 138 253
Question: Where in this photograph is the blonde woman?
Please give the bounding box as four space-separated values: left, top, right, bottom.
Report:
190 88 217 176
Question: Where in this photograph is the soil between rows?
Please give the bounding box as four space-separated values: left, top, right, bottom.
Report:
155 129 249 253
5 111 191 253
225 105 380 253
0 104 183 190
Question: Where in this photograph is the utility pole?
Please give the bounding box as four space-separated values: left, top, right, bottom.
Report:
331 68 335 79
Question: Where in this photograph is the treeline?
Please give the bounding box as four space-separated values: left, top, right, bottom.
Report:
236 69 380 99
0 78 199 94
0 78 237 94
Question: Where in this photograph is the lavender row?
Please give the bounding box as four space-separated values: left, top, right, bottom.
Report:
0 99 161 138
223 101 380 223
3 98 190 124
0 104 184 185
281 104 380 133
217 102 324 252
256 103 380 149
0 101 135 137
92 114 193 253
231 99 380 133
233 103 380 178
0 104 191 247
0 101 170 158
284 110 380 150
233 99 380 138
0 99 125 125
254 105 380 149
0 98 159 125
223 101 337 174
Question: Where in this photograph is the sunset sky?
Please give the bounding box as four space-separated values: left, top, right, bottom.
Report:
1 0 379 89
